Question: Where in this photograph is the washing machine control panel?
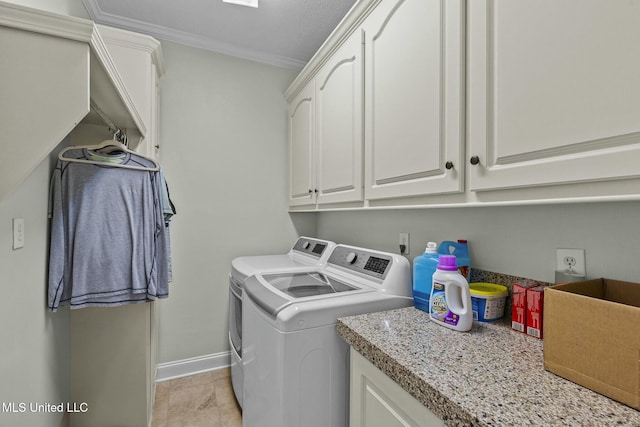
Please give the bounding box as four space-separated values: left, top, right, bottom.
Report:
328 246 392 280
292 237 331 259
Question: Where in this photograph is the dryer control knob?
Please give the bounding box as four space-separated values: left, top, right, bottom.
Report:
302 241 310 250
346 252 358 264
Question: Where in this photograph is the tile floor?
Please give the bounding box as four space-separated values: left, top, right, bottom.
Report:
151 368 242 427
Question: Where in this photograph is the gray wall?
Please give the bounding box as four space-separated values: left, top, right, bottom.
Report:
0 4 86 427
316 202 640 284
0 150 70 427
156 41 315 363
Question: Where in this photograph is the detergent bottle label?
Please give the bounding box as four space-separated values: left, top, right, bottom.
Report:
430 281 460 326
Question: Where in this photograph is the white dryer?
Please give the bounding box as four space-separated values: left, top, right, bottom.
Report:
242 244 413 427
228 237 336 407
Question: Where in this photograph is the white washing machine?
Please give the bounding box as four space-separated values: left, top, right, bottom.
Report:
228 237 336 408
242 244 413 427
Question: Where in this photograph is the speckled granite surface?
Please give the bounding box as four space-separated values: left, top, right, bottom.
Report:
337 307 640 427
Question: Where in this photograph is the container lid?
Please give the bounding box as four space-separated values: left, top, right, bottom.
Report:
437 255 458 271
469 283 508 297
424 242 438 253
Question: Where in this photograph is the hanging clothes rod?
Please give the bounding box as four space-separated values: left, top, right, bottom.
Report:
89 100 128 146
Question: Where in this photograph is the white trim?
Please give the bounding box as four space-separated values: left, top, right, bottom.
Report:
96 24 165 77
82 0 305 70
284 0 383 101
90 26 146 137
156 351 231 382
0 0 94 42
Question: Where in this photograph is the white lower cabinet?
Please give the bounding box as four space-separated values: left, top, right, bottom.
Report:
350 349 445 427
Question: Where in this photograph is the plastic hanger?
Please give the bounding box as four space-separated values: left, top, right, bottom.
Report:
58 139 160 172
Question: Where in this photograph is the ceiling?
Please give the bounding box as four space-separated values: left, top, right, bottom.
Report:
82 0 357 70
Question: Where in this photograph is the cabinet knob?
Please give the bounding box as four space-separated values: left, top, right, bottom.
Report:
445 161 454 170
470 156 480 166
308 189 313 194
314 189 318 193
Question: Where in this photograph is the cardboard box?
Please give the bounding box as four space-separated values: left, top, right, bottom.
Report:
511 280 539 333
544 279 640 410
526 284 550 339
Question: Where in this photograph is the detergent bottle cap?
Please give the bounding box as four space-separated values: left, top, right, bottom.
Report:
424 242 438 253
437 255 458 271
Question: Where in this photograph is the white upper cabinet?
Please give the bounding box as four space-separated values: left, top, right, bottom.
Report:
288 28 364 207
467 0 640 192
363 0 465 201
289 81 316 206
98 25 164 160
287 0 640 209
315 30 364 205
0 2 144 204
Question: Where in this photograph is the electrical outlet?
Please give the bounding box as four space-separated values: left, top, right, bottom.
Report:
556 248 585 276
399 232 409 255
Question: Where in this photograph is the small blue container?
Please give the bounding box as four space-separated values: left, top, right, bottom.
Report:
469 283 508 322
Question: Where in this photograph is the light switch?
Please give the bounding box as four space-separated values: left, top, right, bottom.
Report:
13 218 24 250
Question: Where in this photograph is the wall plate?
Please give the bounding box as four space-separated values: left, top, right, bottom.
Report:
556 248 585 276
13 218 24 250
399 232 409 254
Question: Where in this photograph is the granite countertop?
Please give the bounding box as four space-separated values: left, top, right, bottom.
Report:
337 307 640 427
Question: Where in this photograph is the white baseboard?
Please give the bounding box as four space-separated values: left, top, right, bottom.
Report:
156 351 231 382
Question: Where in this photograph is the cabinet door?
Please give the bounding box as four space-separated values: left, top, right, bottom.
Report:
289 81 316 206
468 0 640 192
315 30 364 204
151 65 161 160
99 25 163 159
350 350 445 427
363 0 465 201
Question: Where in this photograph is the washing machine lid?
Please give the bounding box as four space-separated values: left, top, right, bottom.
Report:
231 255 301 281
264 271 358 298
231 237 336 281
244 271 364 318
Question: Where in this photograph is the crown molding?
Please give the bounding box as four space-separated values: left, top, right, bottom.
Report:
284 0 381 101
82 0 306 71
0 0 93 42
96 24 166 77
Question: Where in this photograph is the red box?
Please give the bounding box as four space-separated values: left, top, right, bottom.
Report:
511 280 539 333
526 285 550 339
